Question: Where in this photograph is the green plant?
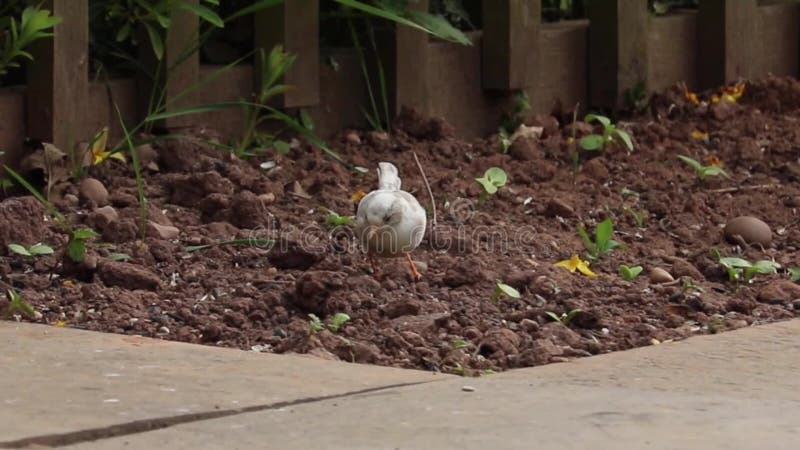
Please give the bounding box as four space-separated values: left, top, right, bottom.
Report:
578 217 622 260
677 155 729 181
490 280 520 304
3 166 98 263
789 268 800 283
66 228 100 263
626 207 646 228
308 312 351 333
237 45 296 156
619 264 643 281
8 243 54 257
623 80 648 114
0 4 62 79
545 309 581 326
327 312 351 332
108 252 132 262
452 339 469 349
325 209 353 228
2 289 34 319
579 114 633 153
308 313 324 333
712 249 780 284
475 167 508 203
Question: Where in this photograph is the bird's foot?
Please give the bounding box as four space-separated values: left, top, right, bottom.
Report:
405 253 422 281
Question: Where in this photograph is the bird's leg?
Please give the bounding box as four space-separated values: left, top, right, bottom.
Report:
367 253 383 280
405 253 422 281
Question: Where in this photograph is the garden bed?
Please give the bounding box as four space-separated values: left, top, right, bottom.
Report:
2 76 800 375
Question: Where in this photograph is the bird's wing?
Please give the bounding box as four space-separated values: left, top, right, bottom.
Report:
377 162 402 191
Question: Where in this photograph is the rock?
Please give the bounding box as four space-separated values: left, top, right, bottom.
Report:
526 114 560 137
351 341 382 364
97 261 161 291
461 386 476 392
110 191 138 207
230 190 269 229
545 198 576 218
382 299 421 319
757 280 800 305
86 206 119 235
168 171 234 206
581 158 610 181
478 328 521 358
62 194 79 206
258 192 276 205
268 237 326 270
668 257 704 280
344 131 361 145
710 99 738 121
649 267 675 284
0 196 48 255
412 260 428 275
147 221 180 240
508 137 542 161
723 216 772 246
79 178 109 206
291 271 346 315
540 322 582 347
520 318 540 333
443 259 486 287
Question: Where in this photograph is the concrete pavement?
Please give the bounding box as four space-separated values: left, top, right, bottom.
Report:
2 320 799 449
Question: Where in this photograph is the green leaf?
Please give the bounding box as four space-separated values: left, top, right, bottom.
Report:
789 267 800 282
595 218 614 249
66 239 86 263
751 260 780 274
545 311 562 323
8 244 31 256
28 244 54 255
143 22 164 60
6 289 34 318
719 257 752 269
495 281 520 299
579 134 604 151
272 140 291 154
585 114 611 128
108 252 132 262
178 2 224 27
677 155 703 172
701 166 730 179
452 340 469 349
614 129 634 151
619 265 643 281
225 0 285 22
72 228 99 240
299 109 314 131
484 167 508 187
327 312 351 332
475 177 497 195
334 0 471 45
577 225 596 258
308 313 324 333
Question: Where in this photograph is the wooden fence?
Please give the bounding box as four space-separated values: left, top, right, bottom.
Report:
1 0 799 168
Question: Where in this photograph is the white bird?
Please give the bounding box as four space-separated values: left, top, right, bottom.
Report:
355 162 427 280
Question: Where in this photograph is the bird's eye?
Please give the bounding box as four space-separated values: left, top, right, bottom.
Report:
383 215 391 223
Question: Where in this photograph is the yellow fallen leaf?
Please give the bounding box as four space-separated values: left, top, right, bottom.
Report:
351 189 366 203
554 255 597 277
54 320 67 327
62 280 74 287
690 130 709 141
650 338 661 345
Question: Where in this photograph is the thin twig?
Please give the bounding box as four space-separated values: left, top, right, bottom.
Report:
707 184 780 194
413 151 436 228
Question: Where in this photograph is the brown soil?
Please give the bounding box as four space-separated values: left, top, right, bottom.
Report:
3 76 800 375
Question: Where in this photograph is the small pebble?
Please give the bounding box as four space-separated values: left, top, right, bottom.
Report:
649 267 675 284
158 326 170 335
461 386 476 392
723 216 772 246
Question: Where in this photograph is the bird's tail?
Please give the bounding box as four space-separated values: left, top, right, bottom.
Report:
377 162 402 191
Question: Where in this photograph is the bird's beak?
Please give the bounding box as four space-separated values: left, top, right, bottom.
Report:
365 225 378 242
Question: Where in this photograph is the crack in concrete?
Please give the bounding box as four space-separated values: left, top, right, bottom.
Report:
0 380 435 448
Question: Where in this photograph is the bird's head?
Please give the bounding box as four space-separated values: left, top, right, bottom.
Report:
365 193 405 228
